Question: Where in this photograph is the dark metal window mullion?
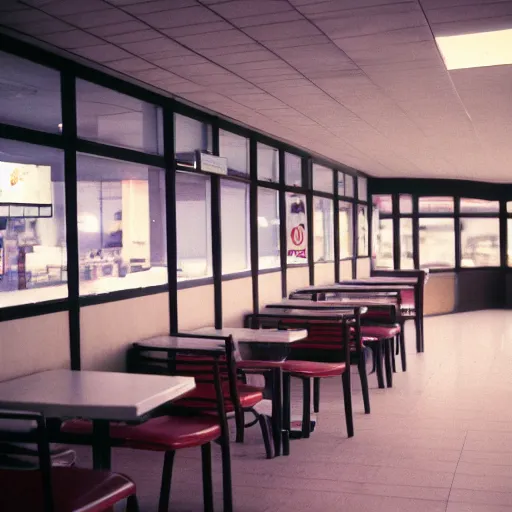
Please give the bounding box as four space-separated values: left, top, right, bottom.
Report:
211 124 222 328
333 172 340 282
392 194 400 270
412 196 420 269
305 158 314 285
163 108 178 334
61 71 80 371
454 197 461 271
278 149 287 298
249 138 259 314
500 199 507 269
352 178 358 278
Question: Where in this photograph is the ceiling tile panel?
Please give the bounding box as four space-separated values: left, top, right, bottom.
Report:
87 20 151 37
174 29 255 49
123 0 198 15
208 1 292 18
243 20 322 41
137 6 223 29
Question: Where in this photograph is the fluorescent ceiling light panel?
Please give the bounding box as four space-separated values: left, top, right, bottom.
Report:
437 29 512 70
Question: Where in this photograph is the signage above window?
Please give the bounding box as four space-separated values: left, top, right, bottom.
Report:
195 151 228 176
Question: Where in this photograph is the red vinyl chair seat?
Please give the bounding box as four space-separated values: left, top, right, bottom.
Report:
0 467 135 512
62 415 221 451
281 360 346 378
236 384 265 409
360 324 401 340
236 360 284 370
400 289 415 311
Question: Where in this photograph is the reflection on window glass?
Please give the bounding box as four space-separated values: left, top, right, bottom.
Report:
257 143 278 182
400 218 414 269
461 218 499 267
176 172 212 280
285 153 302 187
358 177 367 201
77 154 167 295
219 130 248 176
357 205 368 256
460 198 499 214
258 188 280 269
419 196 454 213
375 219 393 269
76 80 163 154
0 51 62 134
338 172 345 196
345 175 354 197
313 164 332 193
0 139 66 307
175 114 212 168
507 202 512 214
221 181 250 274
419 218 455 269
339 201 353 258
373 194 392 215
286 191 307 264
400 194 413 214
313 197 334 262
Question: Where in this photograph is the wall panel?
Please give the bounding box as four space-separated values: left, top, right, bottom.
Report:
287 266 310 295
314 262 335 285
424 273 456 316
0 312 70 381
81 292 169 371
356 258 371 278
222 277 253 327
178 284 214 331
258 271 283 309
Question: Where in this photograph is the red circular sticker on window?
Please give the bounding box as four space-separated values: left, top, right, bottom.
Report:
290 225 305 247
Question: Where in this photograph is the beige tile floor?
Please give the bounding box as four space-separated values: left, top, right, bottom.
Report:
75 310 512 511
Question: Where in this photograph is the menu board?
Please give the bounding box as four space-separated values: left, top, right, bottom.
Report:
0 162 52 205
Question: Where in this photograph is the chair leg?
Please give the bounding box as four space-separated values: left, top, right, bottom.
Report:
257 413 274 459
201 443 214 512
220 436 233 512
158 451 175 512
341 371 354 438
271 368 282 457
235 410 245 443
313 377 321 413
358 350 371 414
375 342 385 389
384 339 393 388
399 329 407 372
126 495 140 512
282 372 291 456
391 337 397 373
301 378 311 438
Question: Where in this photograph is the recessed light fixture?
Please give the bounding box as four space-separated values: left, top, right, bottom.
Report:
437 29 512 70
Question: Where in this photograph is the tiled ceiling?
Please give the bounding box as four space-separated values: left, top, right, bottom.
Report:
1 0 512 181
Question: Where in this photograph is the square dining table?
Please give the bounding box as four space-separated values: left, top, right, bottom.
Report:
0 369 195 469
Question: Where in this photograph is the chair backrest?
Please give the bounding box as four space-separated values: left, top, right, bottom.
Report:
127 335 240 423
0 410 54 512
247 313 359 364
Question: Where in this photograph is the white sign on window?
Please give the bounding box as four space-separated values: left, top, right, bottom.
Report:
0 163 52 205
197 152 228 176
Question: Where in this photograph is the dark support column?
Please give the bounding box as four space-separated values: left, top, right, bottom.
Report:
211 125 222 328
61 71 80 371
249 139 259 313
333 173 340 282
392 194 400 270
279 150 287 298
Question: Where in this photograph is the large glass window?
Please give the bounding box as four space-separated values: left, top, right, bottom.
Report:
0 51 62 134
358 177 367 202
0 139 66 307
77 154 167 295
176 172 212 280
313 164 332 193
221 181 250 274
285 153 302 187
460 218 500 267
460 198 499 214
257 143 278 183
344 175 354 198
373 194 392 215
313 197 334 262
400 218 414 269
419 218 455 269
219 130 248 177
339 201 353 258
258 188 280 270
286 191 307 264
419 196 454 214
375 219 393 269
357 205 368 256
76 80 163 154
175 114 212 168
400 194 413 214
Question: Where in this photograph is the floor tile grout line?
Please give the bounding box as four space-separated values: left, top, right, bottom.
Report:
445 430 469 512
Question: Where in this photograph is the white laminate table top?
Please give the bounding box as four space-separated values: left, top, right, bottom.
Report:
0 369 195 422
190 327 308 344
136 335 226 351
